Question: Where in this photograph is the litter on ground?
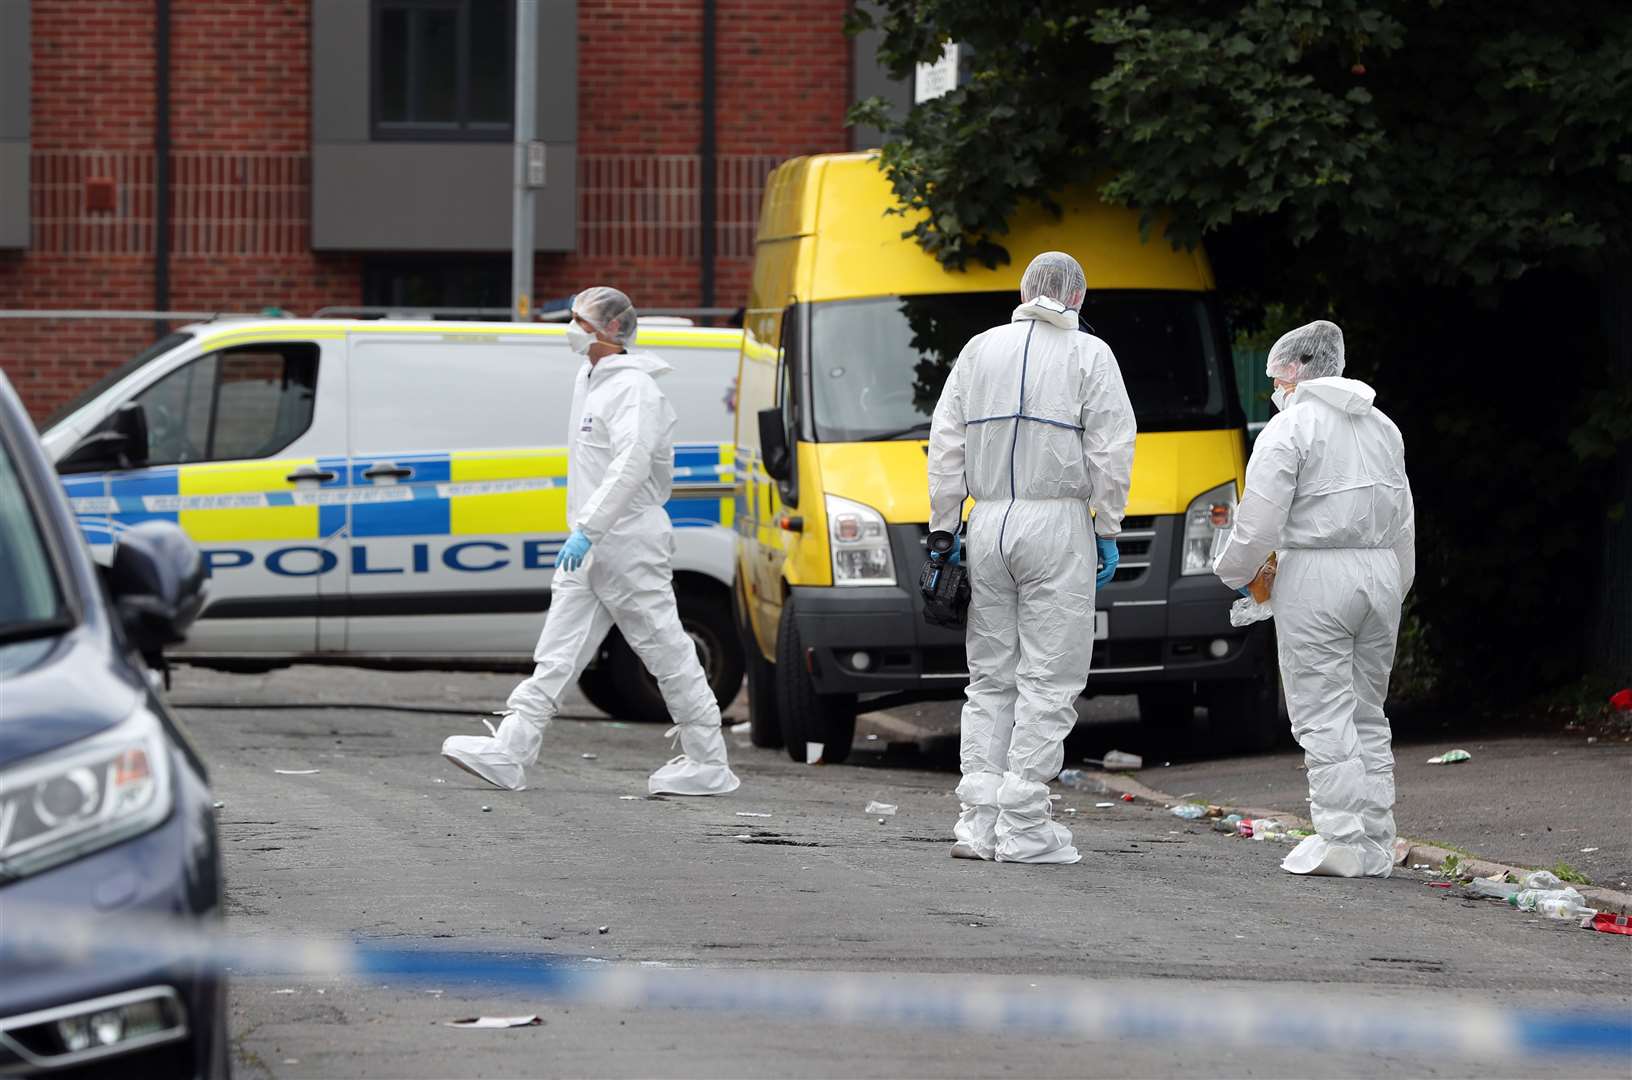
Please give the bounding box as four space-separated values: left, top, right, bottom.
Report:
445 1015 542 1029
864 801 898 816
1426 749 1471 765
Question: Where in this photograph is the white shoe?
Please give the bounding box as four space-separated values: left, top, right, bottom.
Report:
441 735 527 791
648 754 741 796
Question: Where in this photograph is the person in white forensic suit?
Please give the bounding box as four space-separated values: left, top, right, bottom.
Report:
1213 320 1414 877
926 252 1137 864
440 287 740 797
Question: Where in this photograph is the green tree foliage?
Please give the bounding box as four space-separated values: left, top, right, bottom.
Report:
850 0 1632 697
851 0 1631 288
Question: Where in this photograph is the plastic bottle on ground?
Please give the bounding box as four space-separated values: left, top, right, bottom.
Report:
1057 769 1110 794
1508 886 1586 913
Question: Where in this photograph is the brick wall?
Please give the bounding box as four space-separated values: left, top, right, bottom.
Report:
2 0 855 421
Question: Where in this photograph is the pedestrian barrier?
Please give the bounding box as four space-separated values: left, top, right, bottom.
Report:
4 907 1628 1063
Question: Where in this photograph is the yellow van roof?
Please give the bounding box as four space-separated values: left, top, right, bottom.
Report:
760 153 1213 303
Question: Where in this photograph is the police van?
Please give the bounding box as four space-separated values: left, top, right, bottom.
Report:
38 317 745 722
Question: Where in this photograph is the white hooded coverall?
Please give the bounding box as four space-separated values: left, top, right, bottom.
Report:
927 301 1137 862
1213 377 1414 876
456 350 739 795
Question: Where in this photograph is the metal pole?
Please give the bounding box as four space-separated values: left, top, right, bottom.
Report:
699 0 717 317
154 0 172 340
510 0 538 322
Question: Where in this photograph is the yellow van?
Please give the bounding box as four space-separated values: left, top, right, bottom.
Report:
733 153 1276 765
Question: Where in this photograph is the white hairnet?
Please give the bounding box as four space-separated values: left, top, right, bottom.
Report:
1266 320 1345 383
573 286 638 349
1019 251 1087 312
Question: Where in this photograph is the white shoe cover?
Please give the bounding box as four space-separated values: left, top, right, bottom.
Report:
952 772 1001 860
648 722 740 796
441 735 527 791
649 753 741 795
1281 833 1395 877
994 774 1081 864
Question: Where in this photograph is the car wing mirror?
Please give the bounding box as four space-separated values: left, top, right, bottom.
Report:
109 521 209 664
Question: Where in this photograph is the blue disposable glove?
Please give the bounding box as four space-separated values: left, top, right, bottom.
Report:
558 528 592 572
1236 586 1252 598
929 531 963 566
1095 536 1119 588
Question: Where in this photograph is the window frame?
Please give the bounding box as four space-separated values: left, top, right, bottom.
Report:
370 0 516 143
133 343 322 467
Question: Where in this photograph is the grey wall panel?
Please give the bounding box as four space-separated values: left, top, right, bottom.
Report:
311 0 369 143
0 0 28 248
0 143 26 248
850 14 911 150
312 0 578 250
312 142 576 251
534 0 576 143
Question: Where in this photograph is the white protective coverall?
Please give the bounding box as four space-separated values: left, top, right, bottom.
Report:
1214 375 1414 877
441 350 740 796
927 297 1137 863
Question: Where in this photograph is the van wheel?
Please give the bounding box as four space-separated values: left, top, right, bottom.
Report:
576 587 745 724
736 583 782 748
1206 661 1289 753
775 597 857 765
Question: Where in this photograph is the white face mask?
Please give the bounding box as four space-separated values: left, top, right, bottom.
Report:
1271 386 1293 412
565 323 596 356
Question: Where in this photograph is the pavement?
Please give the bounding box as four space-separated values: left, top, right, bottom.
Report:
163 663 1632 1079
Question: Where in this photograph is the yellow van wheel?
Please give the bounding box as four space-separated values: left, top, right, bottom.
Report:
774 597 858 765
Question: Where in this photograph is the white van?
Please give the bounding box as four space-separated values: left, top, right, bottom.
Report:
38 318 745 722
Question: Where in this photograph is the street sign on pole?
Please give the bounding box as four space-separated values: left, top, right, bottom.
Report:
914 43 960 103
511 0 539 322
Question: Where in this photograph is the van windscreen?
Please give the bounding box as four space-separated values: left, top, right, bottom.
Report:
41 331 194 434
807 292 1231 442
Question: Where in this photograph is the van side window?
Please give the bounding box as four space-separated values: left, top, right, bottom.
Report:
134 344 320 466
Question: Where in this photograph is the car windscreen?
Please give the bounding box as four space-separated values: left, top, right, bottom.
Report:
0 433 69 645
41 331 194 433
807 291 1230 442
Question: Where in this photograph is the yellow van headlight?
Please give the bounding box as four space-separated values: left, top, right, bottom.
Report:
1181 481 1237 576
826 494 895 586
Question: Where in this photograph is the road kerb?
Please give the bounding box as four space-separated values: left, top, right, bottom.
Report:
1077 770 1632 918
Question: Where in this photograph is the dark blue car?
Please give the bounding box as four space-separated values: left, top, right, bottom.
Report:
0 370 225 1078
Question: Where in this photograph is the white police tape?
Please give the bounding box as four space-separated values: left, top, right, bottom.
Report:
3 908 1628 1062
69 467 735 516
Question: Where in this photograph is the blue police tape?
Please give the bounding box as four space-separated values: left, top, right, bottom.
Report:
4 910 1628 1062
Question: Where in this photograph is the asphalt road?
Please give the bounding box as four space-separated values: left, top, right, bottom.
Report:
165 664 1632 1079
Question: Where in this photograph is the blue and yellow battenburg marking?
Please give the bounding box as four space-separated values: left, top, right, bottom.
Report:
68 443 736 546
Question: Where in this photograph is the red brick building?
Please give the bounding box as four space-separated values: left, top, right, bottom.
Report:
0 0 910 421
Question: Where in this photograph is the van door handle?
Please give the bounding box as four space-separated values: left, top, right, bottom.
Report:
286 468 337 483
362 465 413 480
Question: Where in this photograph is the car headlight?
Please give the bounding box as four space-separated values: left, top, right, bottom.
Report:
1181 481 1238 576
826 494 896 586
0 708 173 881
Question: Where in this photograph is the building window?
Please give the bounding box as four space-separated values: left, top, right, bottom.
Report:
363 256 511 315
372 0 514 141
